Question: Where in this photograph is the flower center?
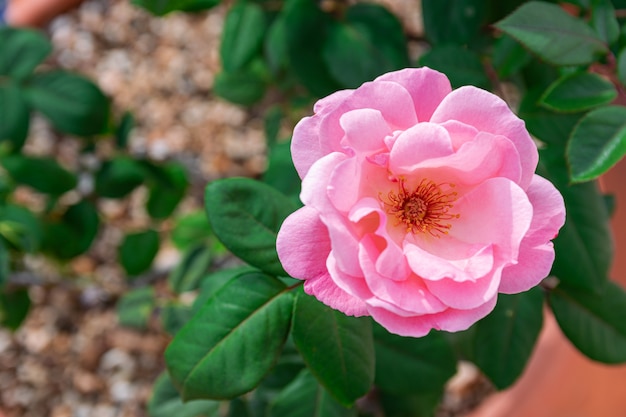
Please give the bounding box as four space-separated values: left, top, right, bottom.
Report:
380 178 460 237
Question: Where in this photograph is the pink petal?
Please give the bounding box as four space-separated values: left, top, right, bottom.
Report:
339 108 391 153
375 67 452 122
430 86 538 189
303 272 369 317
440 120 479 150
291 116 327 179
499 241 555 293
524 174 566 245
423 268 502 310
389 123 454 171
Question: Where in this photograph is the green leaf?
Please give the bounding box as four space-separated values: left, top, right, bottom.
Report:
379 390 444 417
95 157 146 198
264 106 283 149
165 271 293 400
473 288 544 389
591 0 619 45
148 371 220 417
0 82 30 152
220 0 266 72
492 34 532 78
495 1 607 66
540 149 612 290
0 204 42 252
268 369 356 417
213 66 267 106
146 162 188 219
0 240 8 288
567 106 626 182
373 325 456 395
0 27 51 80
0 288 31 331
282 0 341 97
25 70 110 136
263 140 301 201
540 72 617 113
205 177 297 276
168 244 213 294
322 3 408 89
119 229 160 276
42 200 99 259
132 0 220 16
191 267 257 314
418 45 490 90
292 292 374 406
161 302 193 336
171 211 213 251
422 0 486 45
115 111 134 149
116 287 155 330
264 16 288 75
2 155 77 195
618 47 626 86
549 281 626 363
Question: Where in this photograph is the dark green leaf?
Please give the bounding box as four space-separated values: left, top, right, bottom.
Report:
422 0 486 45
42 200 99 259
95 157 146 198
379 390 444 417
549 281 626 363
268 369 356 417
115 111 134 149
171 211 213 251
591 0 619 44
492 34 532 78
292 292 374 406
540 149 612 290
618 47 626 87
0 82 30 152
322 3 408 88
165 271 293 400
116 287 155 330
474 288 544 389
0 27 51 80
282 0 341 97
146 162 188 219
264 106 283 149
495 1 607 66
0 288 31 331
213 66 267 106
419 45 490 90
221 1 266 72
25 70 110 136
161 302 193 336
0 204 42 252
264 16 288 75
191 266 257 313
0 240 8 288
228 398 251 417
373 324 456 395
119 229 160 276
148 371 220 417
205 177 297 276
168 243 213 294
540 72 617 113
263 140 301 200
567 106 626 182
2 155 77 195
132 0 220 16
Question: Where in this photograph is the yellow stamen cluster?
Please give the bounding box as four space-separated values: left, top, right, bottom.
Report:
380 178 460 237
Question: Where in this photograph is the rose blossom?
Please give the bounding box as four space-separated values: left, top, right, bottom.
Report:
276 67 565 337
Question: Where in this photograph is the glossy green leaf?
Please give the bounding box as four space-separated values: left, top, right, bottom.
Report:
292 292 374 406
268 369 356 417
0 27 51 80
42 200 99 259
165 271 293 400
25 70 110 136
322 3 408 88
146 162 188 219
205 177 297 276
282 0 340 97
422 0 486 45
0 288 31 331
263 140 301 201
567 106 626 182
540 72 617 113
474 288 544 389
495 1 607 66
492 34 532 78
116 287 155 330
591 0 619 45
540 149 612 290
550 281 626 363
168 244 213 294
148 371 220 417
2 155 77 195
191 266 257 313
115 111 134 149
379 390 444 417
171 211 213 251
213 66 267 106
0 82 30 152
132 0 220 16
119 229 160 276
161 302 193 336
0 240 8 288
221 0 266 72
373 324 456 395
0 204 42 253
418 45 490 90
95 157 146 198
617 47 626 86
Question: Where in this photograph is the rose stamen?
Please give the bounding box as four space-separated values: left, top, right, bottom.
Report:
379 178 460 237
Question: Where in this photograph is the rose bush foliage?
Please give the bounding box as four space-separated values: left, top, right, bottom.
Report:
277 67 565 337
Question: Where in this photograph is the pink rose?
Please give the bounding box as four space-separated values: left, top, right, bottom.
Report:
276 67 565 337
